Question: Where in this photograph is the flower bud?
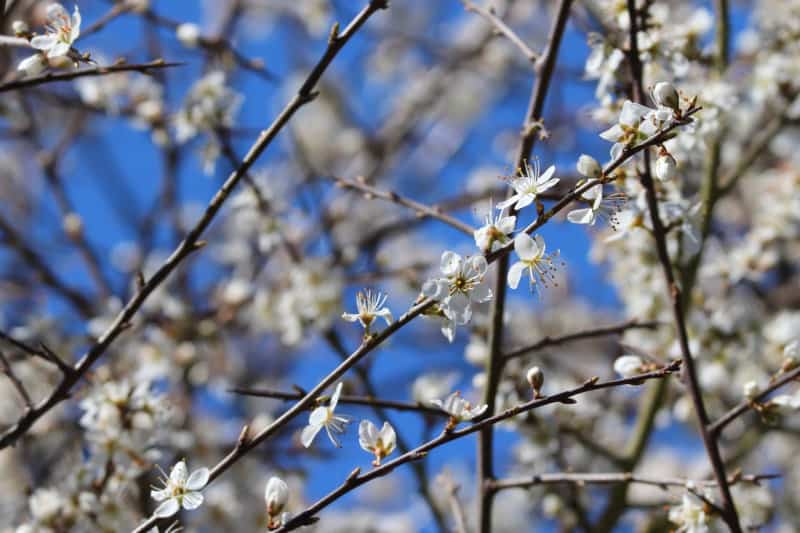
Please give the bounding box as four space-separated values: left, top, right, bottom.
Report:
176 23 201 48
653 81 679 110
655 153 677 181
576 154 602 179
526 366 544 396
12 20 29 35
63 212 83 238
613 355 644 379
742 381 760 400
265 476 289 529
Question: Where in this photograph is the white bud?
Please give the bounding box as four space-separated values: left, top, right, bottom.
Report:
653 81 679 110
63 212 83 238
742 381 760 400
526 366 544 392
176 23 201 48
654 153 677 181
576 154 602 179
264 476 289 528
613 355 644 379
12 20 29 35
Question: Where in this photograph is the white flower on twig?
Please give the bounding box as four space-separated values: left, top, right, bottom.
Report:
301 382 352 448
150 460 210 518
342 289 393 334
431 391 487 429
507 233 560 291
358 420 397 466
496 160 559 211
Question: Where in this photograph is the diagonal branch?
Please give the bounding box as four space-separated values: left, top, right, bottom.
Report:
0 59 182 93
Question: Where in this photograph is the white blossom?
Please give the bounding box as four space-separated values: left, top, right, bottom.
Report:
150 460 210 518
496 160 559 211
176 23 201 48
652 81 680 110
599 100 662 159
576 154 602 179
474 206 516 253
358 420 397 466
422 251 492 328
342 289 393 333
507 233 560 291
30 3 81 59
301 382 352 448
431 391 487 424
668 492 711 533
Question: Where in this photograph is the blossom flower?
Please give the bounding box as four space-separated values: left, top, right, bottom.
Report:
613 355 645 378
496 160 559 211
507 233 560 291
474 205 516 253
599 100 661 159
301 382 352 448
18 3 81 75
358 420 397 466
176 23 201 48
422 251 492 328
264 476 289 529
567 184 604 225
31 3 81 59
174 70 243 143
668 492 711 533
431 391 487 427
341 289 393 334
150 460 210 518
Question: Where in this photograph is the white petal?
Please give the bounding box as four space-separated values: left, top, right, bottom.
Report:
440 251 462 276
507 262 526 290
308 406 328 426
538 165 556 183
498 215 516 234
599 124 623 142
620 100 652 126
513 232 539 261
376 308 393 325
48 42 71 58
567 208 594 225
514 194 534 211
71 6 82 40
170 460 188 486
379 422 396 450
150 488 170 502
301 423 322 448
470 281 492 303
181 491 204 510
468 255 488 276
343 312 360 322
445 293 471 324
30 35 57 51
495 195 518 210
330 382 343 410
153 498 180 518
185 468 210 491
441 320 456 343
358 419 378 450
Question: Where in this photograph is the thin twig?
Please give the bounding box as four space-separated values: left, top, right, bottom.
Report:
333 175 475 235
229 387 447 416
488 471 779 491
274 362 682 532
503 319 661 362
624 0 741 530
0 60 182 93
460 0 540 63
0 1 388 452
710 366 800 436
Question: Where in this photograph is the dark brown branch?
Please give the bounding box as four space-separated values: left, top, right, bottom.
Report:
0 1 387 452
503 319 661 362
275 361 682 532
0 59 182 93
624 0 741 530
229 387 447 417
488 471 778 491
710 366 800 436
333 175 475 235
460 0 540 63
